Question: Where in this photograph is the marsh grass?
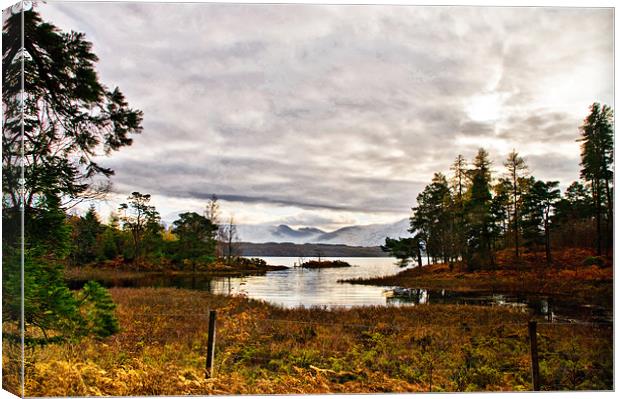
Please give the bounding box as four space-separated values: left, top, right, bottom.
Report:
345 248 613 307
2 286 612 396
63 265 281 283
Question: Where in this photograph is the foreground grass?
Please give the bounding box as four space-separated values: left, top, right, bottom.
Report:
2 287 612 396
345 248 613 308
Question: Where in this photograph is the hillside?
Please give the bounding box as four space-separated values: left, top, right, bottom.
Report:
237 242 386 257
236 218 411 247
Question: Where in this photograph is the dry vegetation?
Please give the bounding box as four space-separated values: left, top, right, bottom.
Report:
3 285 613 396
346 248 613 308
64 262 287 283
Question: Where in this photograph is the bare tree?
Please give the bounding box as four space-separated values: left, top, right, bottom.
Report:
205 194 221 223
221 216 239 264
204 194 224 256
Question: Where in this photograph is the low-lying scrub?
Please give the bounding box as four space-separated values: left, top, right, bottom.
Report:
65 261 288 283
2 286 612 396
67 256 287 277
345 248 613 308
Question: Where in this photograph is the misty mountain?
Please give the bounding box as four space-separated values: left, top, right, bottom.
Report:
273 224 326 239
238 242 386 257
236 218 411 247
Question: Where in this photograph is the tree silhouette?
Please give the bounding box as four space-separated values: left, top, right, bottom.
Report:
2 8 143 213
464 148 494 271
410 173 452 263
522 179 560 267
490 178 512 250
172 212 218 271
221 216 239 264
381 237 421 267
579 103 613 255
69 204 103 265
119 192 160 266
503 150 528 260
2 6 140 346
450 154 469 261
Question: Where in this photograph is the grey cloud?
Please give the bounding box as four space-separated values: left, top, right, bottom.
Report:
280 213 356 228
104 152 425 214
189 193 355 212
525 153 581 189
498 110 581 143
460 121 495 136
39 3 613 226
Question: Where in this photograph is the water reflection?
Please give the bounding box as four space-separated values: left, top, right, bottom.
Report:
385 288 611 323
67 256 611 323
210 257 415 308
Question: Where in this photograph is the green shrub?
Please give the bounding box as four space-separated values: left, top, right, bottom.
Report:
583 256 605 267
78 281 120 338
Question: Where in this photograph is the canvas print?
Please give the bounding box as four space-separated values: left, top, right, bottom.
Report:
1 0 614 396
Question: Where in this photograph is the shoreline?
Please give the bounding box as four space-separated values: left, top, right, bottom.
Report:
341 249 613 309
64 264 290 281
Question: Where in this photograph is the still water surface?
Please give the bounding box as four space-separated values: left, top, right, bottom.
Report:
69 257 611 323
210 257 407 308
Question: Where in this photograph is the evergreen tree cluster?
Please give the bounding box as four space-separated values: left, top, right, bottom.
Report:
384 103 613 270
2 6 144 344
66 193 221 271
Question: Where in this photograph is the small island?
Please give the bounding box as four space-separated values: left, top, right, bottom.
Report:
298 260 352 269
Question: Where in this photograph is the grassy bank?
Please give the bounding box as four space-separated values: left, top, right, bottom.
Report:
64 263 288 282
345 248 613 308
3 287 612 395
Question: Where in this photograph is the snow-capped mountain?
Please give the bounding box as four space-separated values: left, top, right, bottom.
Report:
236 218 411 247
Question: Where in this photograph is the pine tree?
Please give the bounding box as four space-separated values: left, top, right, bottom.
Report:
491 178 512 250
504 150 528 259
118 192 161 267
464 149 494 271
450 155 469 261
410 173 452 263
2 6 140 344
172 212 218 271
521 179 560 267
2 8 143 212
579 103 614 255
381 237 420 267
77 281 120 338
69 205 104 265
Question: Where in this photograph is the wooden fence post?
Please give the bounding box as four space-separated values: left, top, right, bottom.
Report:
429 366 433 392
528 320 540 391
205 309 217 378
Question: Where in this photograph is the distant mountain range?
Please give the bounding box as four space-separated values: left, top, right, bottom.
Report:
238 242 386 257
237 218 411 247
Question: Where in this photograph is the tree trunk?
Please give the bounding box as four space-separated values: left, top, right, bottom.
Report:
513 176 520 260
417 243 423 267
604 176 612 256
132 228 140 271
595 179 602 256
544 214 551 268
228 237 232 265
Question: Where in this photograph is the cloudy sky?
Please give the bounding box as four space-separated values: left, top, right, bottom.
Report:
38 1 613 230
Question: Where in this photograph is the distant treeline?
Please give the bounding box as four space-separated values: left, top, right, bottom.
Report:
383 103 613 271
238 242 385 257
61 193 244 272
